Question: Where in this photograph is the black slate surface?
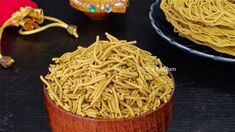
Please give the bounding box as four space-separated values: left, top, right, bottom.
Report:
0 0 235 132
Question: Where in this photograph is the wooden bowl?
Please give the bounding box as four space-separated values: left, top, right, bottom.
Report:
43 74 175 132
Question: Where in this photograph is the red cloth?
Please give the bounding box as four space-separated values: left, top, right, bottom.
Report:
0 0 37 26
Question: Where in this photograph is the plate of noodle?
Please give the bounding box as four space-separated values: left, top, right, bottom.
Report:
149 0 235 63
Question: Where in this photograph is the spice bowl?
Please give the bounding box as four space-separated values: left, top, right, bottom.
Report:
43 74 175 132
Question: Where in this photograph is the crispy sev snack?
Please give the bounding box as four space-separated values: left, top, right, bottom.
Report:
40 33 174 119
161 0 235 56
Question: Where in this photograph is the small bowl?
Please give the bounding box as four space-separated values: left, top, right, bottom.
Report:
43 74 175 132
69 0 128 20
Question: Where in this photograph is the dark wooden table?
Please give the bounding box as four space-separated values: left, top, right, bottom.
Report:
1 0 235 131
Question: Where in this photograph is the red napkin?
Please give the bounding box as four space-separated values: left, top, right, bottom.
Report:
0 0 37 26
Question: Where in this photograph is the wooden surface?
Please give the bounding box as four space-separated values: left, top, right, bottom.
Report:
0 0 235 132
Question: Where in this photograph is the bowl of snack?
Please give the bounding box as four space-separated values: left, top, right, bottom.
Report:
69 0 129 20
149 0 235 63
41 33 175 132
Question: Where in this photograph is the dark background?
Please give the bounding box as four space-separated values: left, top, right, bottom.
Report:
0 0 235 131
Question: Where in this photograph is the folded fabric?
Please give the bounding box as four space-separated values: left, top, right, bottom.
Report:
0 0 37 26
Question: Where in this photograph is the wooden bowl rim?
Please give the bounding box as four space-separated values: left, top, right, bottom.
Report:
43 72 175 122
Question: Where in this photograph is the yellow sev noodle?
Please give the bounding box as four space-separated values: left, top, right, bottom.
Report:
40 33 174 119
161 0 235 56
